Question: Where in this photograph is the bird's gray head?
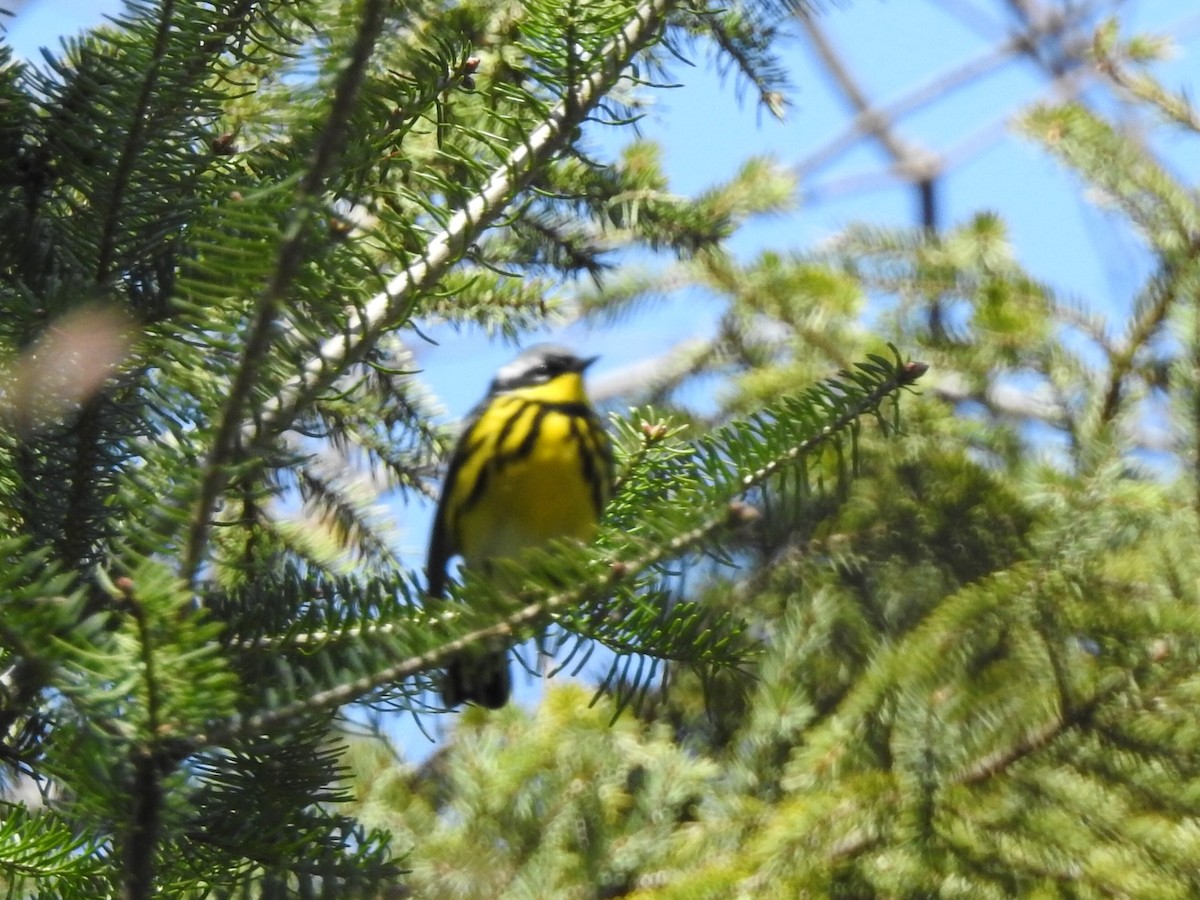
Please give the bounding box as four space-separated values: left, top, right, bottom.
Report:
489 344 597 393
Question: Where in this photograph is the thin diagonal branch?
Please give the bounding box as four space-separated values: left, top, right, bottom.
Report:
96 0 177 283
181 0 674 586
795 0 1101 200
1096 259 1198 429
953 674 1124 786
246 0 673 449
181 0 390 585
797 11 941 183
194 356 925 744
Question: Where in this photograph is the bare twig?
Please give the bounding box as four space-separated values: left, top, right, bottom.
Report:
797 12 942 184
795 0 1102 204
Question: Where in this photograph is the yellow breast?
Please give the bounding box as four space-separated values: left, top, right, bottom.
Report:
457 389 602 564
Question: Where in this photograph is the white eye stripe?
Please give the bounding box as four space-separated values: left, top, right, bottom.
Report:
491 346 586 391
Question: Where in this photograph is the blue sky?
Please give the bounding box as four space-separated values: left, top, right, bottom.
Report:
9 1 1196 407
6 0 1199 739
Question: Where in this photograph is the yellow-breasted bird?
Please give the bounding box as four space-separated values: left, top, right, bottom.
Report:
427 344 614 708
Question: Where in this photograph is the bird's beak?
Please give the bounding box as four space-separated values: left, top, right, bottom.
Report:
577 355 599 373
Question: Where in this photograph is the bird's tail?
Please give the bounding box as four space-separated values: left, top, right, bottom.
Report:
442 649 511 709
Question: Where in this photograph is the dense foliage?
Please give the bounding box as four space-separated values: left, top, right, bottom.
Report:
2 0 1197 897
0 0 921 895
344 16 1200 900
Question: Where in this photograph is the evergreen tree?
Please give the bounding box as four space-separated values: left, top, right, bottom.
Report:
341 16 1200 900
0 0 923 896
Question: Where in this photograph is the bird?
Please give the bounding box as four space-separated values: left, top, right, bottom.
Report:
427 344 615 708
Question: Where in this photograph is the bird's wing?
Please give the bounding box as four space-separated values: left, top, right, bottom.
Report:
425 399 489 598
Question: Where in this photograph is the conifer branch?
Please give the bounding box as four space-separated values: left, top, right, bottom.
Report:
201 507 745 742
123 586 165 900
196 355 925 744
1093 25 1200 133
182 0 674 587
96 0 178 283
245 0 673 448
1084 24 1200 516
954 675 1126 786
123 752 163 900
696 4 786 117
1095 264 1188 430
181 0 391 586
795 41 1011 181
